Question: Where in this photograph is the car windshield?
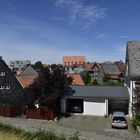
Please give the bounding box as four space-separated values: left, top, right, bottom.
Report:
113 117 126 121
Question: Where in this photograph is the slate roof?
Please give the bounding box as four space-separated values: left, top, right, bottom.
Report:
0 57 24 105
126 41 140 78
66 86 129 99
102 63 121 75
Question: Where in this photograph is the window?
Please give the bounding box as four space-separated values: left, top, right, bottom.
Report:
0 86 4 89
0 72 5 76
5 86 10 90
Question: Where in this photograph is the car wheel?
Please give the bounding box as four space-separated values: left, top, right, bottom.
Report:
112 125 114 128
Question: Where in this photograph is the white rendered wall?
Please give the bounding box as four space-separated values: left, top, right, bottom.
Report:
127 81 135 117
84 98 106 116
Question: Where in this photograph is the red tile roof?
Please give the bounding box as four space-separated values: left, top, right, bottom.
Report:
67 74 84 85
16 75 38 88
115 61 125 73
85 62 101 72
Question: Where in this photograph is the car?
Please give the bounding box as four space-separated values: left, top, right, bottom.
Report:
71 105 82 113
112 111 128 129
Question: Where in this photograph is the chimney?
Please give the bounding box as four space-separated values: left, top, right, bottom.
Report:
0 56 2 60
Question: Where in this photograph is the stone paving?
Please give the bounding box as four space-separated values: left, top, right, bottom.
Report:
0 115 139 140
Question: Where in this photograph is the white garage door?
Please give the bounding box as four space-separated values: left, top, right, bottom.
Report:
84 98 106 116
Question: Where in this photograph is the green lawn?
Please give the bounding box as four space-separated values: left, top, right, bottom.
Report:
0 122 79 140
0 132 20 140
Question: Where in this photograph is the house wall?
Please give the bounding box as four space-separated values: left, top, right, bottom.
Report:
126 80 135 117
84 98 106 116
63 56 86 66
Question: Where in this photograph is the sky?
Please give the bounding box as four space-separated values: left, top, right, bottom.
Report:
0 0 140 64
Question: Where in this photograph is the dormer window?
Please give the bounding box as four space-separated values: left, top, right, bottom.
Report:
0 86 4 89
0 72 5 76
5 86 10 90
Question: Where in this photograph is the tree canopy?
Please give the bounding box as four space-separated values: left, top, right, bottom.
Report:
103 73 111 83
33 61 43 71
81 71 91 85
133 81 140 114
25 65 72 108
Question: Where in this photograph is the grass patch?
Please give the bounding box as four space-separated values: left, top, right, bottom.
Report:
0 122 80 140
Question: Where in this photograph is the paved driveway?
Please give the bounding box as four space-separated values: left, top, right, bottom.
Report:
57 115 139 140
0 115 139 140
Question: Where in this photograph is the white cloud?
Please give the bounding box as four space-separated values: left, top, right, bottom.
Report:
113 35 130 39
55 0 107 29
97 33 108 40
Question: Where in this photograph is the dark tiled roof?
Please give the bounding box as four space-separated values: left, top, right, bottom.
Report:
0 57 24 105
102 63 120 75
66 86 129 99
126 41 140 78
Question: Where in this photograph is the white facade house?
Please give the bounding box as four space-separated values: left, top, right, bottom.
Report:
125 41 140 117
61 86 129 116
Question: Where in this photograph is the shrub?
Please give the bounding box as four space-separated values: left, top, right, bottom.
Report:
133 114 140 127
92 79 99 86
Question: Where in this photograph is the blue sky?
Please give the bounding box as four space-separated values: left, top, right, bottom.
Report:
0 0 140 64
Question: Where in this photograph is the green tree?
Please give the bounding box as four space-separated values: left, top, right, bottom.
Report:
103 73 111 83
92 79 99 86
133 81 140 114
25 65 72 111
33 61 43 71
81 71 91 85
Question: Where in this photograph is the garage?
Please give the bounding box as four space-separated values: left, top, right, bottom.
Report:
66 99 83 113
61 86 129 116
108 99 129 115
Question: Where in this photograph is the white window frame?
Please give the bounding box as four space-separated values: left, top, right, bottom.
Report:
5 86 10 90
0 72 5 76
0 86 4 89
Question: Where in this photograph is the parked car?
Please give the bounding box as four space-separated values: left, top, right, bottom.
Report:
112 111 128 129
71 105 82 113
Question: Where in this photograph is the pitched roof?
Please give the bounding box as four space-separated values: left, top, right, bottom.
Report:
126 41 140 78
0 57 24 104
85 62 94 71
85 62 101 72
19 65 38 76
115 61 125 73
17 65 38 88
102 63 120 75
66 86 129 99
67 74 85 85
16 75 38 88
